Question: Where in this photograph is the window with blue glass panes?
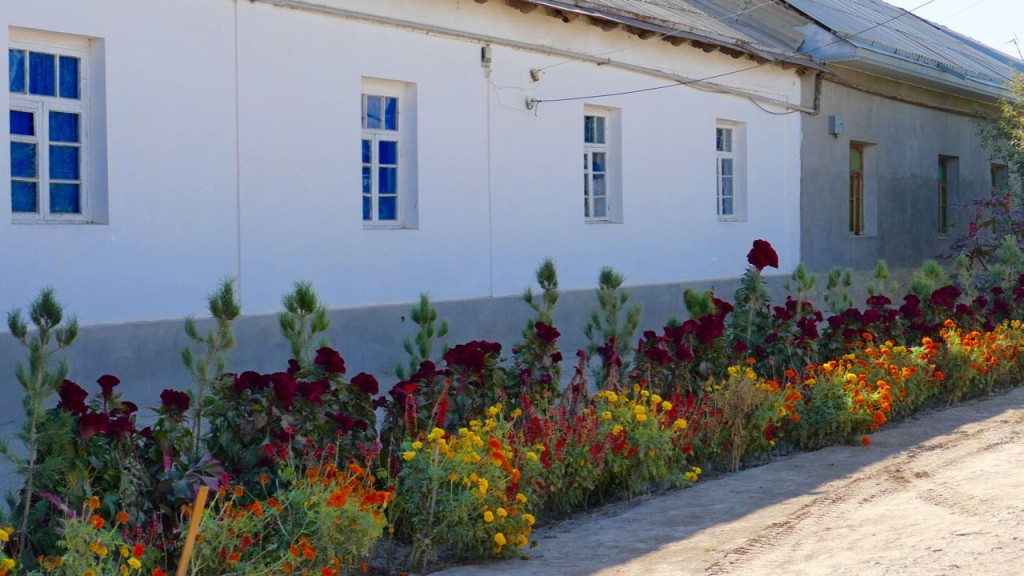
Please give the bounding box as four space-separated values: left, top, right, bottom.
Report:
9 45 84 219
361 93 400 223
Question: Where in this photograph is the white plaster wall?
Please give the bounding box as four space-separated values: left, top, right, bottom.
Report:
1 0 239 325
2 0 802 326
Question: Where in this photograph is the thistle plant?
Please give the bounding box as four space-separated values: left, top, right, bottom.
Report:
584 267 642 389
2 288 78 557
279 281 330 366
182 279 240 460
396 294 450 381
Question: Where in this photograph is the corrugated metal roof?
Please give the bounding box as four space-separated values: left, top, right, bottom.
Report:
783 0 1022 85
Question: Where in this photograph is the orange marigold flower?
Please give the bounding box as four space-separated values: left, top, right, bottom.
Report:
90 514 105 530
257 473 269 485
233 486 244 498
873 411 887 425
326 487 350 508
228 551 240 563
249 501 264 517
152 568 167 576
133 543 145 559
862 436 871 446
116 511 129 525
86 496 101 510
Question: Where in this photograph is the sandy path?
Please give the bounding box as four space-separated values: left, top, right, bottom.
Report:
434 387 1024 576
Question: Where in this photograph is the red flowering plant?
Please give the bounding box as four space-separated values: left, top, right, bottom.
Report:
202 348 380 492
511 259 565 410
442 340 508 426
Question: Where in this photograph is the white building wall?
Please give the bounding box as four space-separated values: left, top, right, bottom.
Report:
2 0 802 326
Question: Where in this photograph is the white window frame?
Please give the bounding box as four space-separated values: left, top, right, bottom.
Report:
715 120 745 221
583 111 609 222
361 78 417 229
9 35 90 224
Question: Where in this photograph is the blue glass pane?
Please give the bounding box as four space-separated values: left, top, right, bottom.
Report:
592 152 605 172
379 141 397 165
384 97 398 131
11 181 38 213
9 50 25 93
362 139 371 164
49 112 80 143
722 197 733 215
59 56 79 99
29 52 55 96
594 196 607 219
378 196 397 220
721 159 733 176
364 96 382 130
584 116 595 144
593 174 606 196
11 142 37 178
362 196 371 221
50 183 81 213
595 117 605 144
10 110 34 136
379 167 397 194
50 145 80 180
362 166 371 194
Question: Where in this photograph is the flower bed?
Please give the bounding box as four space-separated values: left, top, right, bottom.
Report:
5 240 1024 574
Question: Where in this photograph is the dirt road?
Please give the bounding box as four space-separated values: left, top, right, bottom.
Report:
435 387 1024 576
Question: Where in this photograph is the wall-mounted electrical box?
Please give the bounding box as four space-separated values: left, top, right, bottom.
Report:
829 114 844 136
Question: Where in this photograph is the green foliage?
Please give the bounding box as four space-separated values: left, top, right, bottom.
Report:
584 267 642 387
683 288 715 320
865 260 898 298
730 265 772 353
909 259 949 299
2 288 78 559
182 278 240 461
279 281 330 365
823 267 853 314
522 258 559 328
396 294 450 381
785 262 817 300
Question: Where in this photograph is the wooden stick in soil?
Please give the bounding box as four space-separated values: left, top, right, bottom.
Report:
176 486 210 576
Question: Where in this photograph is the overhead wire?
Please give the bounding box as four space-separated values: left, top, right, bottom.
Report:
531 0 939 107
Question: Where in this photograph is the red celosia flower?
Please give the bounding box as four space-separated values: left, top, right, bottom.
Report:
97 374 121 399
314 347 347 375
78 413 110 441
351 372 379 395
160 389 190 414
746 239 779 272
57 379 89 415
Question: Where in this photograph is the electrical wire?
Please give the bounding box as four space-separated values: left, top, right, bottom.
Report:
532 0 939 107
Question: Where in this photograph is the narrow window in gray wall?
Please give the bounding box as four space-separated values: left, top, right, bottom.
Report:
991 163 1009 194
849 144 865 235
938 156 958 236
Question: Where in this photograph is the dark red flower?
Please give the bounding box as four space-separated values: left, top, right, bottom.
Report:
234 371 270 393
297 379 330 404
287 359 301 376
929 285 961 310
866 294 892 307
78 413 110 441
535 322 561 344
270 372 297 411
550 351 563 363
746 239 779 272
97 374 121 399
899 294 923 320
120 401 138 415
351 372 379 395
108 415 134 437
796 316 819 340
160 389 191 414
57 379 89 415
314 347 347 375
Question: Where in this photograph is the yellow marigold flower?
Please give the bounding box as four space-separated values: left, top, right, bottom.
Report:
486 405 500 418
516 534 529 547
128 558 142 570
483 510 495 523
526 451 538 461
478 479 489 497
605 392 618 403
522 513 536 526
448 473 459 482
633 404 646 413
493 533 507 546
684 472 698 482
0 558 14 570
411 441 423 450
0 529 8 543
650 393 662 405
120 565 130 576
121 546 130 558
84 571 97 576
401 451 416 462
635 413 647 423
427 427 445 441
516 493 528 504
612 425 623 434
673 418 687 431
511 408 522 418
661 401 672 411
469 420 482 430
496 507 508 519
601 411 612 421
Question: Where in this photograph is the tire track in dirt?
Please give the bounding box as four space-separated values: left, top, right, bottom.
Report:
703 420 999 575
